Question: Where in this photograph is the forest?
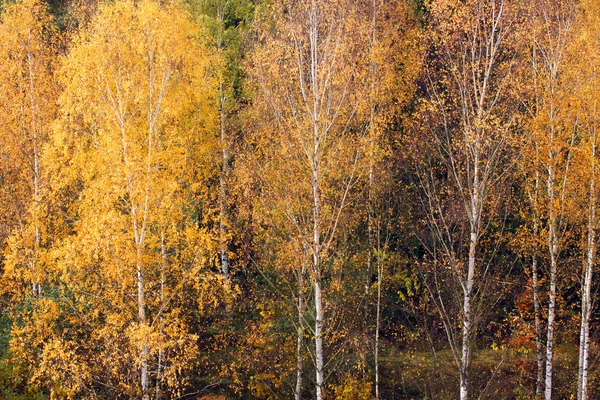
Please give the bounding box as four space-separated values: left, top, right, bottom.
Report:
0 0 599 398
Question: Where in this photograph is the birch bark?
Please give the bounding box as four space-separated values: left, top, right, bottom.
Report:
577 127 597 400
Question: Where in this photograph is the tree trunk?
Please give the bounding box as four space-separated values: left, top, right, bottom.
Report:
375 223 382 399
27 37 42 297
217 3 230 280
531 163 545 397
544 228 557 400
459 149 481 400
312 157 323 400
315 279 324 400
310 2 323 396
578 219 594 400
545 162 557 400
137 254 149 400
460 228 476 400
532 255 545 397
219 87 230 279
295 271 304 400
578 142 596 400
367 1 380 395
156 232 167 400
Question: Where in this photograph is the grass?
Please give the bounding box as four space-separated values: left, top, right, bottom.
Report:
378 343 587 399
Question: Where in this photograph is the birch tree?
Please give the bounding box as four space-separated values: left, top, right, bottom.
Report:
525 1 577 397
415 0 519 398
0 0 59 297
192 0 254 280
247 0 374 397
518 146 547 397
569 1 600 397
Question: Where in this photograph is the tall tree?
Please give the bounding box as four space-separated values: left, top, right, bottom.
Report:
0 0 59 296
247 0 376 397
525 1 576 397
569 1 600 398
191 0 255 280
415 0 520 398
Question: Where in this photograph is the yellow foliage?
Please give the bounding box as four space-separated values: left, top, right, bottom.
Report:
4 0 220 397
32 339 91 400
0 0 59 297
332 374 375 400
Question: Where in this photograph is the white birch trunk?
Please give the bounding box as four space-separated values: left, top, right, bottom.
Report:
312 159 323 400
295 271 304 400
137 253 149 400
367 2 381 396
460 225 477 400
375 226 382 399
156 232 167 400
532 166 545 397
309 2 324 398
545 162 557 400
578 215 594 400
578 140 596 400
315 279 324 400
532 254 545 397
458 129 481 400
544 232 557 400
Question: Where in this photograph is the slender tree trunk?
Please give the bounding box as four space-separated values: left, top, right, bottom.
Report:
578 213 594 400
312 108 323 400
156 232 167 400
366 176 374 297
532 254 545 397
578 141 596 400
312 160 323 400
295 270 304 400
460 227 476 400
367 2 380 396
135 221 149 400
27 36 42 297
217 4 230 280
375 276 381 399
309 2 323 397
315 279 324 400
460 156 480 400
137 249 149 400
375 221 383 399
532 166 545 397
219 85 230 279
544 232 557 400
545 162 557 400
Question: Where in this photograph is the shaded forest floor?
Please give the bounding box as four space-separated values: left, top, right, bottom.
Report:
0 342 596 399
380 344 598 399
